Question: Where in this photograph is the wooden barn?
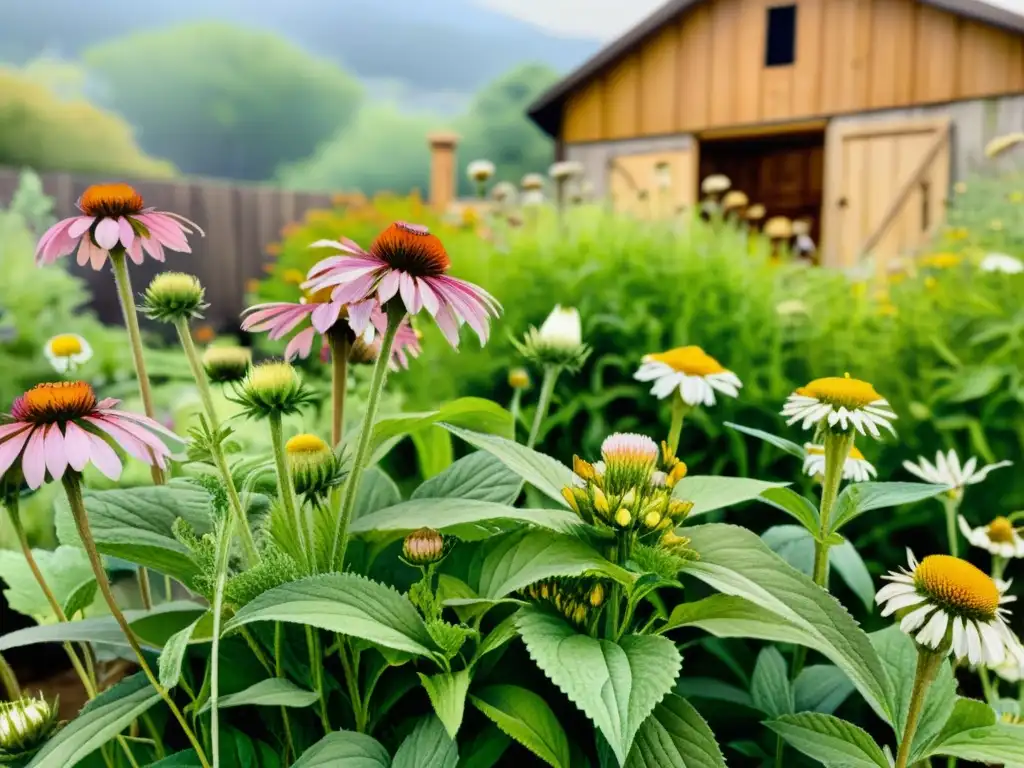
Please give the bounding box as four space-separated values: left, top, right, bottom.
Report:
527 0 1024 268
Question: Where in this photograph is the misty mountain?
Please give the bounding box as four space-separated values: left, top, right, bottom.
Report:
0 0 598 92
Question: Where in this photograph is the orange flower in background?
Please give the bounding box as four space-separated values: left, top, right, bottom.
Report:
266 243 281 256
244 279 260 294
193 325 216 344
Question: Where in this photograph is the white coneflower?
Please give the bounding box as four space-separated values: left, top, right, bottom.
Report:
700 174 731 197
548 161 583 181
490 181 518 205
782 373 896 438
515 305 590 372
979 252 1024 274
521 173 545 191
958 516 1024 559
634 346 742 407
877 550 1024 666
803 443 876 483
43 333 92 374
467 160 496 184
902 450 1011 499
992 655 1024 683
522 189 545 207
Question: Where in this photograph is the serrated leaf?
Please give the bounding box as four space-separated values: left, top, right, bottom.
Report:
751 647 794 718
158 612 209 689
413 451 521 504
625 693 726 768
27 673 160 768
680 524 893 724
928 696 996 747
470 685 571 768
516 606 681 766
223 573 439 658
759 487 819 531
365 398 514 460
663 594 818 648
291 730 390 768
392 715 459 768
724 422 806 458
0 545 96 621
672 476 788 517
767 713 889 767
62 578 98 620
354 467 401 520
473 529 633 599
831 481 951 532
929 724 1024 762
419 669 471 739
198 678 318 714
794 665 856 715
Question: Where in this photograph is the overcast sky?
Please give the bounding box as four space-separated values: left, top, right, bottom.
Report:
478 0 1024 40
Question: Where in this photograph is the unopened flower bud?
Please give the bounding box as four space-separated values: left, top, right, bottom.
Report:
614 508 632 528
509 367 530 390
202 346 252 384
651 471 668 488
141 272 208 323
573 456 595 482
572 604 587 625
589 584 605 606
593 487 610 515
286 433 338 499
667 462 688 486
620 488 637 508
402 527 446 565
232 361 310 418
561 486 579 513
572 487 589 510
643 511 662 529
0 694 58 758
661 530 690 550
668 499 695 521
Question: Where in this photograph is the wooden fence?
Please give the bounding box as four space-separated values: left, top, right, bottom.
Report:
0 169 335 332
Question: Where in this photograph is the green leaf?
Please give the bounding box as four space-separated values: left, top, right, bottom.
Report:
149 751 203 767
441 425 574 506
766 713 890 767
663 595 818 648
724 422 806 458
674 678 754 708
827 539 875 613
411 425 454 479
750 647 794 718
198 678 319 714
470 685 571 768
27 673 160 768
516 606 682 766
54 482 213 586
830 481 951 532
392 715 459 768
921 700 1024 763
680 524 893 724
355 467 402 520
223 573 439 658
158 612 209 689
672 476 788 517
291 731 390 768
473 529 633 599
758 487 819 532
419 669 471 739
412 451 521 505
370 398 514 458
474 613 520 661
928 697 996 747
456 725 511 768
0 545 96 621
62 578 98 620
624 693 726 768
794 666 856 715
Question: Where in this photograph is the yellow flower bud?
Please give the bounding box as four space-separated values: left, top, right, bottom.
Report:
561 486 580 513
614 508 632 527
508 367 531 390
573 604 587 625
644 511 662 529
593 487 610 515
573 456 596 482
620 488 637 508
589 584 605 606
668 462 688 486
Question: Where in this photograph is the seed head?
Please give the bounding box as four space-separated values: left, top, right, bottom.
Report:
141 272 207 323
230 361 312 419
202 346 252 384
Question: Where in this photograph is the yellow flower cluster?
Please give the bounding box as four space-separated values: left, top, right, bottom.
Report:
521 577 606 627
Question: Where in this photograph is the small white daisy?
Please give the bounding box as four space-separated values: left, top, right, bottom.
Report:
803 443 877 483
43 333 92 374
548 161 583 181
958 515 1024 559
876 549 1024 667
782 373 896 438
979 252 1024 274
634 346 742 407
466 159 496 184
903 450 1011 499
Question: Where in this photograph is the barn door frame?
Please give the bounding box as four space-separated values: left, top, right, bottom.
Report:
605 138 700 219
821 116 952 270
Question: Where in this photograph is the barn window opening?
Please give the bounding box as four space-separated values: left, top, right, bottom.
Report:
765 5 797 67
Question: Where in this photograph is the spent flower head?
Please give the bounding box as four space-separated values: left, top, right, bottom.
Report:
0 694 59 761
229 361 313 419
635 346 742 407
141 272 207 323
782 373 896 438
958 515 1024 559
43 334 92 374
202 346 252 384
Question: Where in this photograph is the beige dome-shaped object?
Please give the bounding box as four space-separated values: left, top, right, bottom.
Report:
521 173 545 191
745 203 766 221
701 174 732 196
791 219 811 236
764 216 793 239
722 190 749 210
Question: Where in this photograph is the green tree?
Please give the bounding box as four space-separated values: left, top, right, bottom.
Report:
84 23 363 181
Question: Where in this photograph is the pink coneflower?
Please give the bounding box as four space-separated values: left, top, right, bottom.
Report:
302 222 501 348
35 183 204 270
0 381 177 488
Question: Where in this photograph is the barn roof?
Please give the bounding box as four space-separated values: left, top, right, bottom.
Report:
527 0 1024 136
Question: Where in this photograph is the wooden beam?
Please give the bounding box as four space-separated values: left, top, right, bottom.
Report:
698 119 829 141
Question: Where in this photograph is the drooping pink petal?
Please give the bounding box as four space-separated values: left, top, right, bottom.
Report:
306 256 381 281
67 217 97 239
126 237 145 265
0 422 32 441
140 235 166 262
137 213 190 252
431 280 488 344
117 217 135 249
328 273 380 305
416 278 440 316
310 301 342 334
160 210 206 237
63 421 94 472
266 307 312 340
377 270 401 304
98 410 182 443
43 424 68 483
36 219 74 255
75 239 91 267
369 304 388 335
85 417 163 468
93 218 122 250
41 227 82 265
434 304 462 348
399 272 422 314
347 300 377 336
285 327 317 360
241 303 309 331
85 432 123 480
439 275 502 315
92 415 171 457
0 426 34 479
308 238 370 256
21 428 48 489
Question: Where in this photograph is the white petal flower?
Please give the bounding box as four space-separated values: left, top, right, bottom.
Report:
980 252 1024 274
466 159 495 183
537 305 583 351
781 374 896 439
958 515 1024 559
43 333 93 374
548 161 583 181
802 444 877 483
634 346 742 407
992 655 1024 683
903 449 1011 494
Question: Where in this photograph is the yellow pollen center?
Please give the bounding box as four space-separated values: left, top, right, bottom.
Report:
798 373 882 409
988 517 1016 544
286 433 330 455
848 446 865 460
914 554 1000 620
646 346 726 376
78 183 145 217
17 381 97 423
48 334 83 357
304 286 335 305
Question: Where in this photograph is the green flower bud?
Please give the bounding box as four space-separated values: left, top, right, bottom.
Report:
141 272 208 323
403 527 448 565
202 346 252 384
230 361 313 419
0 694 59 761
286 433 342 502
508 367 531 390
643 510 662 529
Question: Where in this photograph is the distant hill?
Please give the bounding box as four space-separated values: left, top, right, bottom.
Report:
0 0 598 92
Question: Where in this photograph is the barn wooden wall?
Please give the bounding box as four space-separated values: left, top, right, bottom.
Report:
562 0 1024 142
0 169 334 333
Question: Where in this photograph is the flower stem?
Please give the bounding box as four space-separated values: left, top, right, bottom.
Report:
667 395 687 458
305 626 331 733
509 389 523 441
942 496 960 558
992 555 1007 582
526 366 559 450
173 318 259 566
209 514 236 768
274 624 296 762
61 473 211 768
330 309 402 571
978 665 997 705
0 652 19 700
109 250 164 489
329 334 350 448
895 648 945 768
811 430 854 587
268 413 311 572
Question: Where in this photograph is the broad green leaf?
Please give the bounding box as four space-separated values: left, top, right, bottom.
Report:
355 467 402 520
158 612 209 689
662 595 818 648
473 529 633 599
456 724 511 768
470 685 571 768
474 613 520 661
758 487 819 531
766 713 889 767
441 425 574 506
54 482 213 586
672 476 788 517
750 647 794 718
624 693 726 768
516 606 681 766
924 721 1024 763
369 398 514 458
827 539 875 613
0 545 96 621
149 751 203 767
27 673 160 768
198 678 318 714
419 669 471 739
392 715 459 768
291 731 390 768
794 665 856 715
928 697 996 747
224 573 439 658
412 451 521 505
62 578 98 620
674 678 754 708
830 481 951 532
724 422 806 458
680 524 893 724
869 626 955 756
411 425 454 479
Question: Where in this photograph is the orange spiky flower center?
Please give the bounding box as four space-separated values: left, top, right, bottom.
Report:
13 382 98 424
78 183 145 218
645 346 726 376
797 373 882 410
370 221 451 277
914 554 1000 622
988 517 1016 544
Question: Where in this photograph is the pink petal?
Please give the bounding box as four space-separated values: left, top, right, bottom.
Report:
98 410 182 443
440 275 502 315
91 415 169 456
285 327 317 360
432 280 488 344
329 273 379 305
63 422 93 472
117 217 135 249
241 303 306 330
266 308 311 340
0 426 34 479
67 217 96 239
36 219 73 254
85 417 162 468
434 304 462 348
417 279 440 316
95 398 120 410
85 433 123 481
137 213 190 252
93 218 121 250
37 219 80 263
377 271 401 304
22 428 48 489
310 301 342 334
308 238 370 256
125 237 145 265
160 210 205 237
140 236 166 262
369 304 388 335
43 424 68 482
347 300 376 335
399 272 422 314
75 240 91 267
0 422 32 440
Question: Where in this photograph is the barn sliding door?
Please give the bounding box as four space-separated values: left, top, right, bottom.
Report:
821 117 951 273
607 139 699 219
